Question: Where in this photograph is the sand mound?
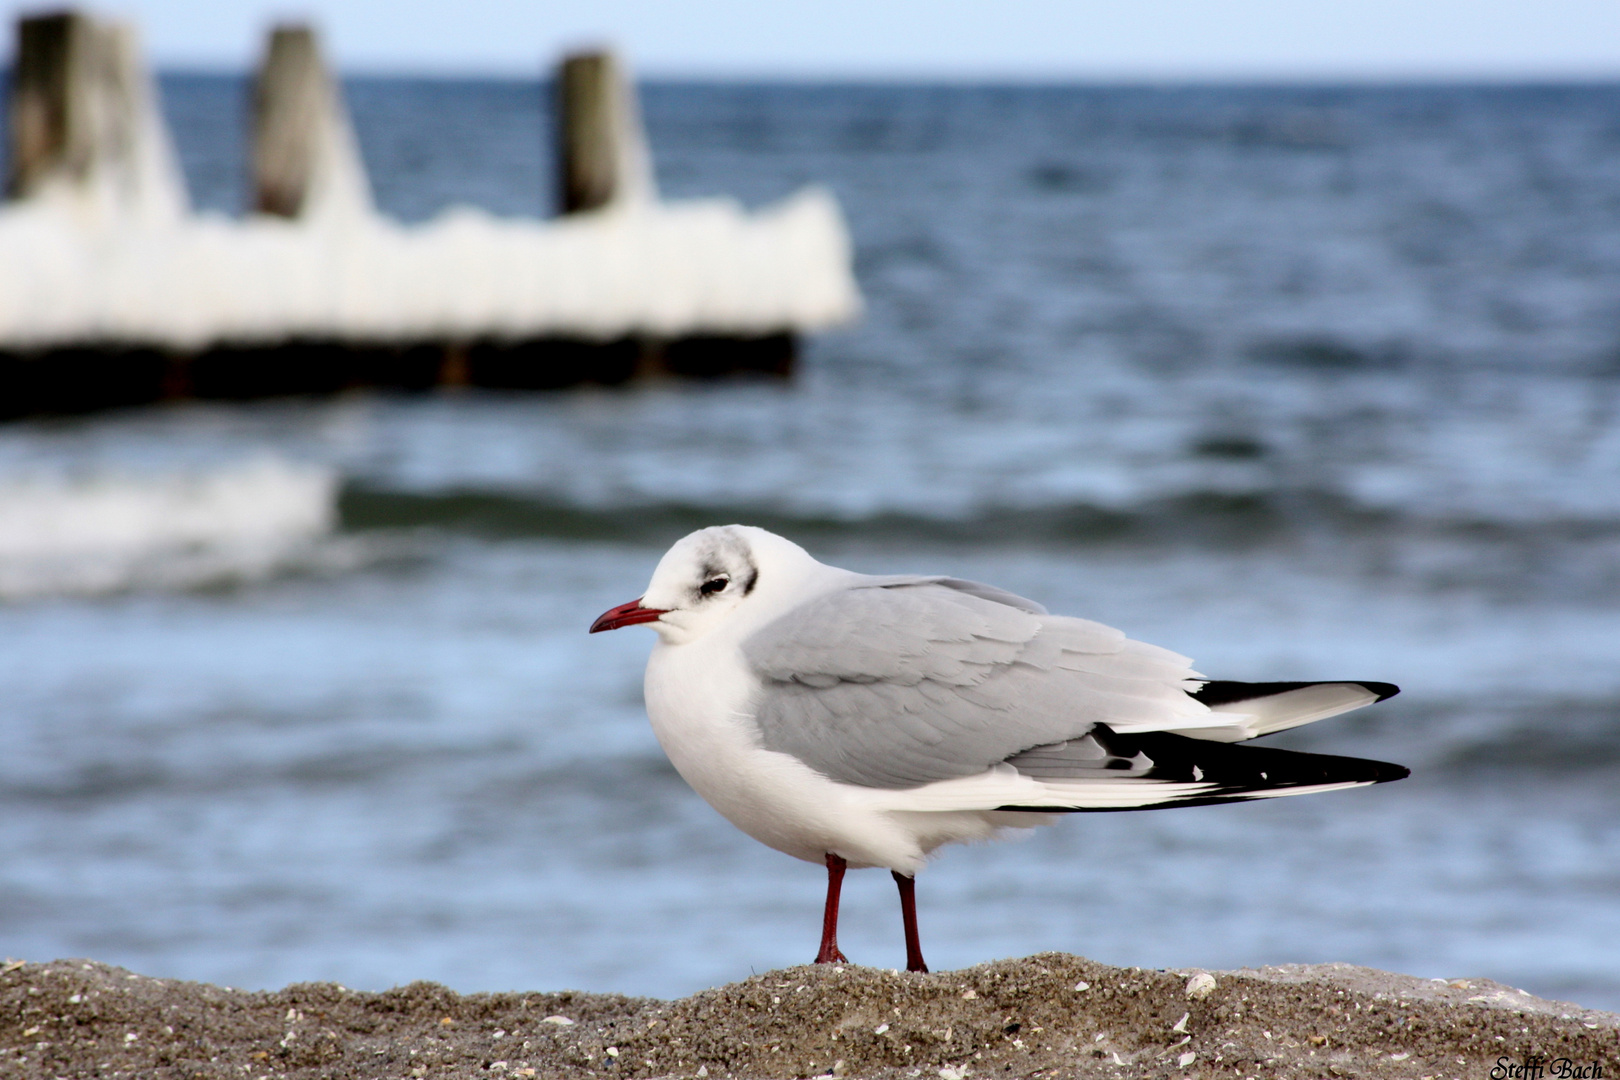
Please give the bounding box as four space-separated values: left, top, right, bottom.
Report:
3 954 1614 1078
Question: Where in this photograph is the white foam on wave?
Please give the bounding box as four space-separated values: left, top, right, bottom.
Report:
0 457 344 600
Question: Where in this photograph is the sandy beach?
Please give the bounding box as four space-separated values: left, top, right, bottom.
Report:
3 953 1615 1079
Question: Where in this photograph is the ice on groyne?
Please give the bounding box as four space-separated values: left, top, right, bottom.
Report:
0 189 860 349
0 20 860 352
0 458 341 599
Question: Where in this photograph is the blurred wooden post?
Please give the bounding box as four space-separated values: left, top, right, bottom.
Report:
7 11 125 199
8 12 79 198
252 25 323 216
6 10 185 220
555 49 655 214
252 23 371 219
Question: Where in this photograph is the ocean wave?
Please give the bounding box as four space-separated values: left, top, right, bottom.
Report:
0 457 344 600
335 483 1620 549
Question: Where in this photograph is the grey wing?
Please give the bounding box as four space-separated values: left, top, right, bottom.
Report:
857 574 1050 615
741 580 1205 788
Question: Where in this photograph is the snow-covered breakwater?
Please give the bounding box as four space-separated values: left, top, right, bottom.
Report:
0 188 858 350
0 15 860 413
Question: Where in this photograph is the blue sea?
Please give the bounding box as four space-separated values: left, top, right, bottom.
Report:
3 78 1620 1010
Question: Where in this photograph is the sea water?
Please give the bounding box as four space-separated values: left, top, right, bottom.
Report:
2 79 1619 1009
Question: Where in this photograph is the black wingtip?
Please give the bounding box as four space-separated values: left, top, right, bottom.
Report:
1356 756 1410 783
993 727 1411 815
1190 679 1401 706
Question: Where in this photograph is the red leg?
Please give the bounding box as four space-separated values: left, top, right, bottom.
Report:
815 853 849 964
892 870 928 973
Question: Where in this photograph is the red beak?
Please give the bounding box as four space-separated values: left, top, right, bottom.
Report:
590 597 669 633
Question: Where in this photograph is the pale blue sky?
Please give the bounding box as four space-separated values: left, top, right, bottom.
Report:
7 0 1620 80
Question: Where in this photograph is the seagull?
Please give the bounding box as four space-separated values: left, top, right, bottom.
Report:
590 525 1407 973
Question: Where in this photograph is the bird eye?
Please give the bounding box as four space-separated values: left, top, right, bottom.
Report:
699 577 729 596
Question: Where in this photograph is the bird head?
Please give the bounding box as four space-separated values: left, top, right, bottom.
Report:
589 524 821 645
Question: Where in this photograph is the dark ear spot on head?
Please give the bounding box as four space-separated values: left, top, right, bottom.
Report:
740 562 758 595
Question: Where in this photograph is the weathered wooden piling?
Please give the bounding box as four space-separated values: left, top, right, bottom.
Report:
555 50 656 214
8 11 101 198
5 10 182 218
252 23 371 219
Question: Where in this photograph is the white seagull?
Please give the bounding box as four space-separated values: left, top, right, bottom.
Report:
590 525 1406 972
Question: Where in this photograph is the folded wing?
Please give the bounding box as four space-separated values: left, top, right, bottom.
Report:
742 578 1405 799
742 578 1207 788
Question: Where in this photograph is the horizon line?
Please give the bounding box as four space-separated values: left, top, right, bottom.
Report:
136 63 1620 88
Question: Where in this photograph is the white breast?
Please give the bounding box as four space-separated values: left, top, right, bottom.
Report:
643 636 936 870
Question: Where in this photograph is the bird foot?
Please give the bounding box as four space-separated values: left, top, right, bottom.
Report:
814 946 849 964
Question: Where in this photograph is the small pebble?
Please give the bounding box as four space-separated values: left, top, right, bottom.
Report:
542 1016 575 1026
1185 972 1217 999
1073 981 1089 992
874 1023 890 1035
1178 1051 1196 1067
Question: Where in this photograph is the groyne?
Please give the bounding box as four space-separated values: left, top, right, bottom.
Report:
0 12 860 417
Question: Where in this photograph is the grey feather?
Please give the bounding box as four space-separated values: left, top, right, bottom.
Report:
852 575 1050 615
742 578 1199 788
